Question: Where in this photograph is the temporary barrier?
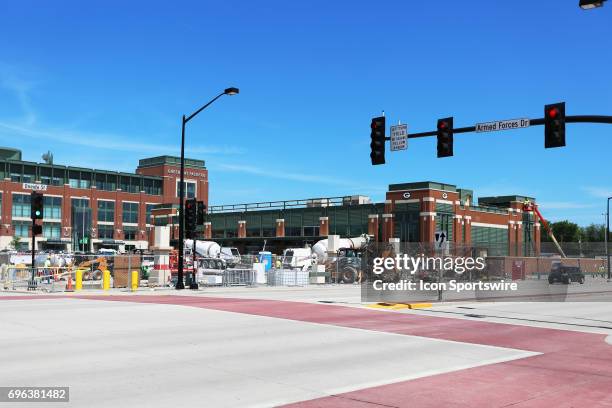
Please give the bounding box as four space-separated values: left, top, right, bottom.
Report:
267 269 309 286
223 269 256 286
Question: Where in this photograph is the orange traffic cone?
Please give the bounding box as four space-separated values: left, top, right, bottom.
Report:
66 275 74 292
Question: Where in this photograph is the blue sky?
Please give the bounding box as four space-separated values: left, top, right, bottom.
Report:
0 0 610 225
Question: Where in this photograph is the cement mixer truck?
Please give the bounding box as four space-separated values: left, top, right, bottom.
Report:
282 234 371 283
183 240 241 267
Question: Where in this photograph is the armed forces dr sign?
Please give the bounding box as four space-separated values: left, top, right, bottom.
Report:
475 118 530 133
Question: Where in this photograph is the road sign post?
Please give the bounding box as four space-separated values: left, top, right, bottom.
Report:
435 230 450 255
390 124 408 151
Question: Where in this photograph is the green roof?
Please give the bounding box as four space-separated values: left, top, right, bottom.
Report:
137 155 205 169
389 181 457 192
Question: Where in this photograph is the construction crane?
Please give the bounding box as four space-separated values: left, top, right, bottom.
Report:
523 200 566 258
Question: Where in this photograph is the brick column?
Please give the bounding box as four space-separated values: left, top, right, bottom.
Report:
463 216 472 246
382 214 394 242
319 217 329 236
203 222 212 239
534 223 541 256
453 215 462 244
508 221 516 256
238 220 246 238
275 219 285 237
420 212 436 243
516 221 523 256
368 214 379 242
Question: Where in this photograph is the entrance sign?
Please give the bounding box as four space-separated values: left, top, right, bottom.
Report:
475 118 530 133
390 124 408 151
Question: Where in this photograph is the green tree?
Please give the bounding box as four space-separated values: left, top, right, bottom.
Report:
541 220 580 242
9 235 21 250
580 223 606 242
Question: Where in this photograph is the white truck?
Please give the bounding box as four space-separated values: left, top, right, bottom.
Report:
183 240 241 267
281 234 371 283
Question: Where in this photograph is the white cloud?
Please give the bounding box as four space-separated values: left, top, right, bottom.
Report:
213 162 379 192
0 121 245 156
0 68 37 126
581 186 612 199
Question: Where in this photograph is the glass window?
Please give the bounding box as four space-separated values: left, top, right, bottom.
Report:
122 202 139 223
13 221 29 237
176 181 196 199
43 196 62 219
98 201 115 222
124 225 137 240
145 204 156 225
12 194 30 217
43 223 61 239
71 198 89 209
98 224 114 239
143 179 162 195
23 165 36 183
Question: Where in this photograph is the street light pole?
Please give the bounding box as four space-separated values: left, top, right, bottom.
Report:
176 87 239 290
604 197 612 282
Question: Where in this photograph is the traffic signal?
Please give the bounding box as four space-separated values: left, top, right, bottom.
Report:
197 201 206 225
32 224 42 236
436 117 454 158
370 116 386 165
185 198 197 237
544 102 565 148
31 191 44 220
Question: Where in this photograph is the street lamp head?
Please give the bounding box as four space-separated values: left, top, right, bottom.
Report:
224 87 239 96
579 0 606 9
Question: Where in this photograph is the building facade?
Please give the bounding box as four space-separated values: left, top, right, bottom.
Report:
0 148 208 252
204 181 540 256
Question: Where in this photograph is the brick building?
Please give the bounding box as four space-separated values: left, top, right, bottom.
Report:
204 181 540 256
0 148 208 252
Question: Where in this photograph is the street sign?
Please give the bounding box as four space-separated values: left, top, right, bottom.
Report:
475 118 530 133
390 124 408 151
434 230 448 250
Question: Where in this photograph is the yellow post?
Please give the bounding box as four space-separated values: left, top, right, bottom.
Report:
131 270 138 292
75 270 83 291
102 270 111 291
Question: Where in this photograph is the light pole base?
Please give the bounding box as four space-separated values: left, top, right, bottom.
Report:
175 281 185 290
189 282 199 290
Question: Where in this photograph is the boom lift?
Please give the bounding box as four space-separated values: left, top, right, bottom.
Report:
523 200 566 258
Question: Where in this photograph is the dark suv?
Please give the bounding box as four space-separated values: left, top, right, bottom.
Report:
548 265 585 284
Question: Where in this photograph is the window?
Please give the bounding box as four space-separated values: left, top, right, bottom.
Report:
145 204 156 225
124 225 137 240
303 226 320 237
43 196 62 219
13 221 29 237
43 223 61 239
95 173 117 191
98 201 115 222
52 176 63 186
12 194 30 217
143 179 162 196
98 224 114 239
71 198 89 209
176 180 196 199
23 165 36 183
122 202 139 223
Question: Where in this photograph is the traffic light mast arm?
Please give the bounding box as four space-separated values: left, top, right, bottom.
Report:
384 115 612 140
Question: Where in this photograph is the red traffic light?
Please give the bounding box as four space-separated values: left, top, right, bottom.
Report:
438 121 447 130
548 107 559 118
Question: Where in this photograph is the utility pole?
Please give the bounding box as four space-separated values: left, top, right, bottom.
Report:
604 197 612 282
